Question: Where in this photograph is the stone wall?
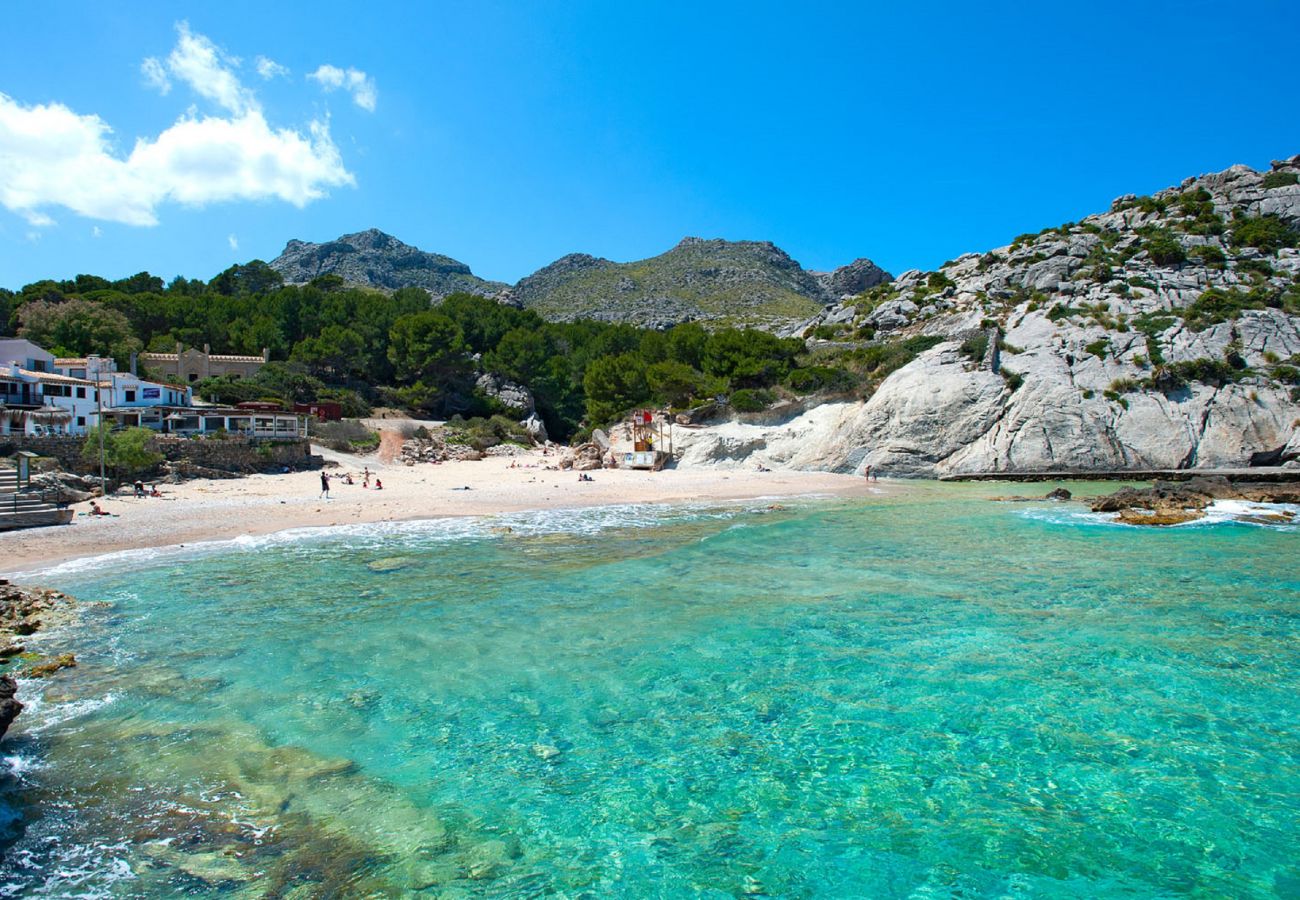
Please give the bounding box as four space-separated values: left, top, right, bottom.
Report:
1 434 319 477
0 436 84 471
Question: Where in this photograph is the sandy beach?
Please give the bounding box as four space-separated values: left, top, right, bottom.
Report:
0 449 883 575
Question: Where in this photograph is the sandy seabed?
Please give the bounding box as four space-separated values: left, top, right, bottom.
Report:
0 450 885 575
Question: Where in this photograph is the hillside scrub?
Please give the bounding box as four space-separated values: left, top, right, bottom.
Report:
311 420 381 454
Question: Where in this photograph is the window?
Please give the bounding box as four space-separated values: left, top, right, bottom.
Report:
125 390 136 402
76 387 86 398
77 416 85 427
188 373 198 382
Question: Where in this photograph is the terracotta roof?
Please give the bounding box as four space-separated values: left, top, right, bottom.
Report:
54 357 89 365
141 351 266 363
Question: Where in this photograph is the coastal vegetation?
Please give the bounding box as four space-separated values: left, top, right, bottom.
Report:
0 268 882 440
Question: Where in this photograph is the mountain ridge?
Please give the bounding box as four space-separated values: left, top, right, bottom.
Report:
269 229 892 328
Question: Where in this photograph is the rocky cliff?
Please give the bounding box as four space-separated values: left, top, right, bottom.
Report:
268 229 508 298
680 156 1300 476
508 237 891 328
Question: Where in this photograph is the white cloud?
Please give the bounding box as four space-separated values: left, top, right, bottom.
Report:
0 92 354 227
166 22 255 115
308 64 377 112
141 57 171 95
92 225 102 238
0 25 360 228
227 233 238 250
255 56 289 80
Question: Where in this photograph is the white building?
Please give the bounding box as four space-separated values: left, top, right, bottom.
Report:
0 365 96 436
0 339 55 372
4 341 305 439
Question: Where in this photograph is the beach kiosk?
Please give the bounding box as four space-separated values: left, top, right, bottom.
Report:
622 409 673 470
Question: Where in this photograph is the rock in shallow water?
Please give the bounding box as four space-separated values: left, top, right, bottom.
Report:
0 675 22 741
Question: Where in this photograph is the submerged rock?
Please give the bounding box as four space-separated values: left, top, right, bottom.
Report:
27 653 76 678
1116 509 1206 526
368 557 415 573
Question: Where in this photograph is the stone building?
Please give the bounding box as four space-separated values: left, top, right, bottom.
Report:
140 344 270 383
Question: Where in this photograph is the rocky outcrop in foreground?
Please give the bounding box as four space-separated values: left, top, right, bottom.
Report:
269 228 508 298
0 580 81 741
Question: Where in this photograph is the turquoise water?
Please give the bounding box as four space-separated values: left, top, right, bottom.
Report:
1 484 1298 897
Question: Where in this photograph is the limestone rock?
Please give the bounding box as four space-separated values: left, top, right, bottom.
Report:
521 413 548 443
813 258 892 299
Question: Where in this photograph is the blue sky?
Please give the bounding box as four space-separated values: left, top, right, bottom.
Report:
2 1 1298 290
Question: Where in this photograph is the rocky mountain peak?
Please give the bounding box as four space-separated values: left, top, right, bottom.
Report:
268 230 507 298
813 258 892 301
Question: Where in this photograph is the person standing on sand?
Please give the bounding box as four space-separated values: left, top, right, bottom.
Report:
320 472 331 500
864 465 872 481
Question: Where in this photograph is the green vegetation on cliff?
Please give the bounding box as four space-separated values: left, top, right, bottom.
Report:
511 238 829 327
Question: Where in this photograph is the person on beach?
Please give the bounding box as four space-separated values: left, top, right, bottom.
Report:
374 478 383 490
320 472 331 500
90 502 109 516
864 465 872 481
134 480 145 498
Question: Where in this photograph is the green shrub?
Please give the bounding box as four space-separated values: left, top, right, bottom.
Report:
1117 195 1167 214
729 388 775 412
1237 258 1274 277
311 420 380 453
1107 377 1139 394
927 271 954 291
1143 230 1186 266
785 366 855 394
1271 364 1300 384
1190 244 1226 267
1155 358 1245 389
959 333 989 362
1085 339 1110 359
1046 303 1085 322
1230 214 1299 252
1261 172 1299 189
1183 287 1276 330
1001 369 1024 391
81 425 163 477
850 335 944 381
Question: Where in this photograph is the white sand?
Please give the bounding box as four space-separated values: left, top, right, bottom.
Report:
0 449 884 575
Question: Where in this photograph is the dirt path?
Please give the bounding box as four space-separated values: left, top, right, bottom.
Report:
376 428 406 464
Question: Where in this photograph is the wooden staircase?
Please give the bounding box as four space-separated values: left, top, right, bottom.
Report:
0 468 74 531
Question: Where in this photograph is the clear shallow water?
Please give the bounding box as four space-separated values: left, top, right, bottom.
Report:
1 484 1298 897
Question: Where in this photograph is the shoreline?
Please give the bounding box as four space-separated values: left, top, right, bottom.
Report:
0 450 886 577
